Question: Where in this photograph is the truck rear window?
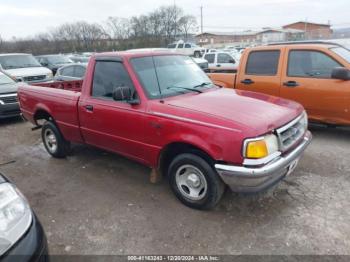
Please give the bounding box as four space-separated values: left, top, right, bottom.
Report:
246 50 280 75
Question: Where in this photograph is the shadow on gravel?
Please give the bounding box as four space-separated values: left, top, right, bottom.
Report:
309 123 350 138
0 116 25 127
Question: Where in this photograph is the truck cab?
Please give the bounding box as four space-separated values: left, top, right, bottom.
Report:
209 42 350 126
203 52 239 73
237 42 350 125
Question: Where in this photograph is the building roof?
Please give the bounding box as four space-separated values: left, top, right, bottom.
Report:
196 31 259 37
256 28 305 34
283 21 331 28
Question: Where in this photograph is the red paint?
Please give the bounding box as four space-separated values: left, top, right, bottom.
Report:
18 51 304 168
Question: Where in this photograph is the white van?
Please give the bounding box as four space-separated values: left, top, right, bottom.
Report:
0 53 53 83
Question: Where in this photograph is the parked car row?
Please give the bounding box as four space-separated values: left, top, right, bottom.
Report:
3 41 349 260
0 70 22 119
0 53 53 83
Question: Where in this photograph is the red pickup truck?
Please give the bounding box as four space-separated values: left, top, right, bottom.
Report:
18 51 312 210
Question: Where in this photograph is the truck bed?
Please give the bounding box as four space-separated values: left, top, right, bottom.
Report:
18 80 84 143
32 80 83 92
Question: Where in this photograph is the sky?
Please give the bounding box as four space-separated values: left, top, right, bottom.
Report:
0 0 349 40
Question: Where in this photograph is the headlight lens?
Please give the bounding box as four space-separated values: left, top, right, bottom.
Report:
245 134 279 159
0 183 32 255
301 111 308 131
46 73 53 79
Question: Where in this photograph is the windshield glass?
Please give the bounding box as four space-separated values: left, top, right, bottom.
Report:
331 47 350 63
47 55 73 64
0 72 15 85
0 55 41 70
131 55 213 99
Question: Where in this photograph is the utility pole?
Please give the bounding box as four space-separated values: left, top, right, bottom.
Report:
200 6 203 34
304 18 308 40
174 0 177 40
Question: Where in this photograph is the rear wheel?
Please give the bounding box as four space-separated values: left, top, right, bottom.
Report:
42 121 70 158
168 153 225 210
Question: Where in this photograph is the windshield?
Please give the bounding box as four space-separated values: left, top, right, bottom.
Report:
0 72 15 85
131 55 213 99
47 55 73 64
331 47 350 63
0 55 42 70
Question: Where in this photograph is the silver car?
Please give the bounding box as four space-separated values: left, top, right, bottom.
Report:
54 63 87 81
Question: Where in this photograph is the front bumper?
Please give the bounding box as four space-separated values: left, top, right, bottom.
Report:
0 103 21 119
1 214 49 262
215 131 312 193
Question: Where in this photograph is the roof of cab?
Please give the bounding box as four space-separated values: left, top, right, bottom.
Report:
0 53 31 56
94 49 178 60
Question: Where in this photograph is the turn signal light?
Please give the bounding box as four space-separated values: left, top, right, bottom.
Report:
246 140 268 159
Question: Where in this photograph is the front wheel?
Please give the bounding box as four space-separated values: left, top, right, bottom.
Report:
194 51 201 58
168 153 225 210
42 121 70 158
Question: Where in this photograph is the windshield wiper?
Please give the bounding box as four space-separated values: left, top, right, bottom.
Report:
167 86 203 93
193 82 212 88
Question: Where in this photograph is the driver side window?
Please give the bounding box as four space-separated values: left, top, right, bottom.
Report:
92 61 135 100
288 50 342 78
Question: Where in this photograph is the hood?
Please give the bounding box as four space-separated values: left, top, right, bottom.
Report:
164 88 303 135
0 82 21 94
4 67 52 78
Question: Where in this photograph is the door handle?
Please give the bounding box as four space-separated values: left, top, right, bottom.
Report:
216 64 221 67
241 79 254 85
85 105 94 112
283 81 299 87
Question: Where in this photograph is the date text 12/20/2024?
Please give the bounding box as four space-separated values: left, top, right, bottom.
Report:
128 256 220 261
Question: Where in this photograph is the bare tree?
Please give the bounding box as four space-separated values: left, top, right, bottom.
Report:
178 15 197 41
0 4 197 54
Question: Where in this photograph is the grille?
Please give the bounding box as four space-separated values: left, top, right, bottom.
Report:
23 75 46 82
0 94 18 104
276 113 307 151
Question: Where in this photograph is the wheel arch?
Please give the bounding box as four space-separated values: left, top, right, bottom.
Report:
157 142 216 177
33 106 54 125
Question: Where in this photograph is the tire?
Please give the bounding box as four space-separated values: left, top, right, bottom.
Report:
194 51 201 58
41 121 70 158
168 153 225 210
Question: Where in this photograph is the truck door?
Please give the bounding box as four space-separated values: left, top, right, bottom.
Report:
280 47 349 123
236 48 282 96
78 59 149 165
204 53 216 71
215 53 237 73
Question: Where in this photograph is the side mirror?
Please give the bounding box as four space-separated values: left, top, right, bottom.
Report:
112 86 139 105
229 59 236 64
331 67 350 80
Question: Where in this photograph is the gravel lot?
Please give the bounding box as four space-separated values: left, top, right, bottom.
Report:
0 117 349 255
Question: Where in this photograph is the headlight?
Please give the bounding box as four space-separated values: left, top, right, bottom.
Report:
244 134 279 159
0 183 32 255
301 111 308 131
46 73 53 79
